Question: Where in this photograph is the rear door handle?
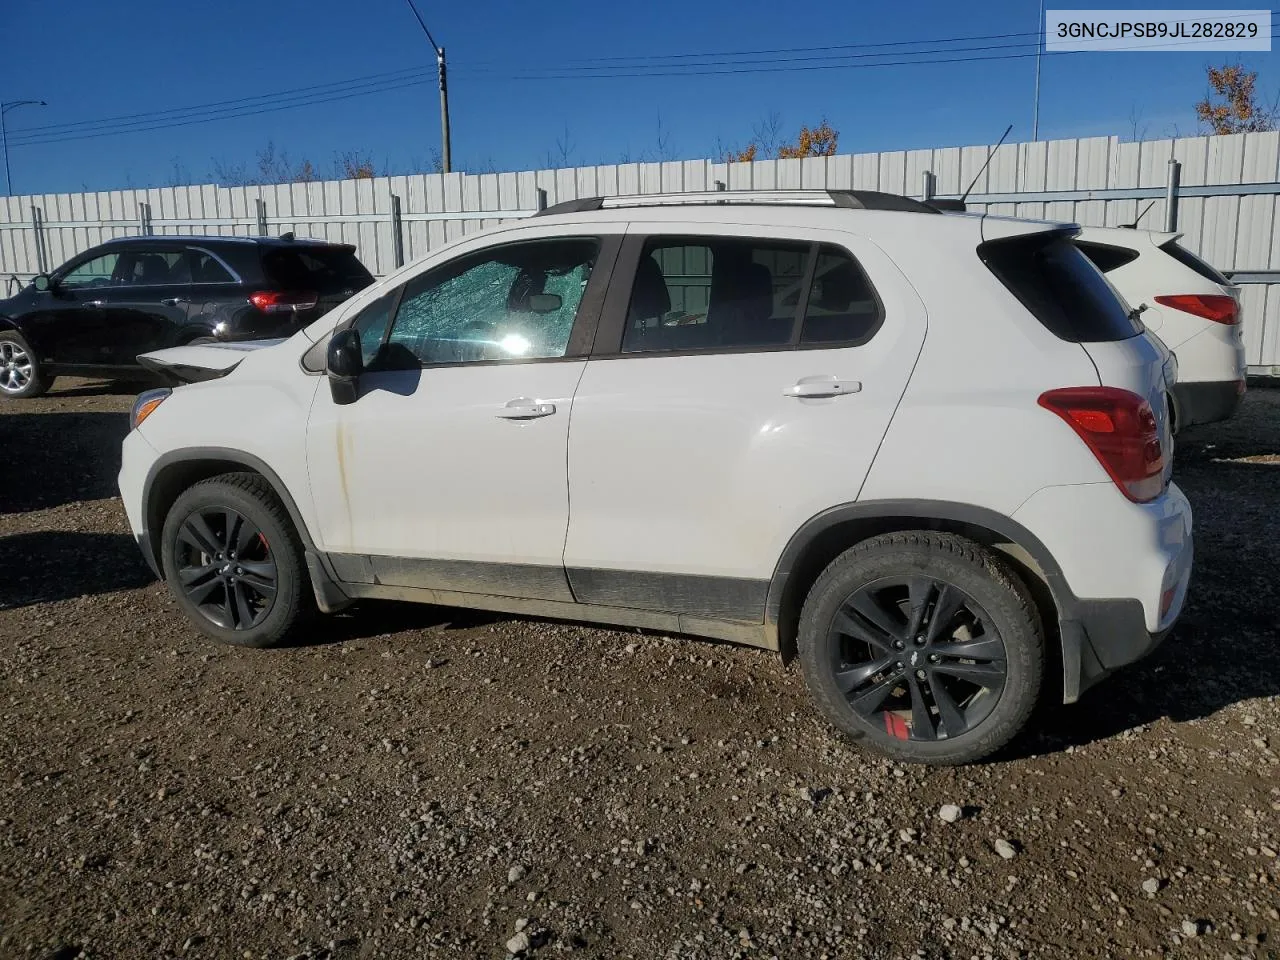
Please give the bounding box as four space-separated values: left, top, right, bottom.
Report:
785 376 862 399
495 398 557 420
87 299 106 308
160 296 187 306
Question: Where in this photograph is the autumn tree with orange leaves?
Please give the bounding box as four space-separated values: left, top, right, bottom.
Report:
723 116 839 162
1195 64 1277 134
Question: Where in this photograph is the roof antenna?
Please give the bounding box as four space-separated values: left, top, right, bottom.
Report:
1121 200 1156 230
960 123 1014 205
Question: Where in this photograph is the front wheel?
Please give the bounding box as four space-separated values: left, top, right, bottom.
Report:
797 532 1044 765
0 331 53 399
160 472 312 648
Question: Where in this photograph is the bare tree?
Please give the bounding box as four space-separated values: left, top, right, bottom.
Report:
543 125 577 169
1127 105 1151 142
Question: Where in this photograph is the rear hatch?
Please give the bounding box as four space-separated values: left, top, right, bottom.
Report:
979 227 1174 488
258 244 374 324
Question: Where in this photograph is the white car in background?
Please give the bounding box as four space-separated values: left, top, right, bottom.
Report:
1074 225 1246 429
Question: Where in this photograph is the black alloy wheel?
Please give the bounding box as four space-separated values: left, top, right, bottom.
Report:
830 576 1006 741
174 506 278 630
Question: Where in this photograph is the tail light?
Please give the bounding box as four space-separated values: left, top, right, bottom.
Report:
1038 387 1166 503
249 290 319 313
1153 294 1237 324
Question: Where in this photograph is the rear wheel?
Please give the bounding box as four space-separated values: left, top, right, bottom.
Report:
0 331 53 399
160 473 311 648
797 532 1043 765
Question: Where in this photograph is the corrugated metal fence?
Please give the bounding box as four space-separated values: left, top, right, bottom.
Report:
3 131 1279 372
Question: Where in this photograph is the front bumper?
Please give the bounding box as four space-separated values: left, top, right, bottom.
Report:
118 429 161 578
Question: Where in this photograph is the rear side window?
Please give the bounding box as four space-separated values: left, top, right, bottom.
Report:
621 237 882 353
1074 240 1140 274
980 234 1141 342
261 246 374 295
1160 240 1229 285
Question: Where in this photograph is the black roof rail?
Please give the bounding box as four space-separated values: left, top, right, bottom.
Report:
535 197 606 217
533 189 939 217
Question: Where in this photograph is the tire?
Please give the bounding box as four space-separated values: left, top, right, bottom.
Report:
160 472 312 648
797 532 1044 765
0 331 53 399
186 336 217 345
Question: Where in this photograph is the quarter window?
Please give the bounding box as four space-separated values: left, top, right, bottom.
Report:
350 292 398 367
799 245 883 345
378 239 598 367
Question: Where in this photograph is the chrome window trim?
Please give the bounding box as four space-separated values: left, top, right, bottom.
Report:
187 245 243 284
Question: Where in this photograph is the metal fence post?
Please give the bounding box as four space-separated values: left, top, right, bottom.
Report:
139 201 152 236
1165 159 1181 232
390 194 405 269
31 205 47 274
255 197 268 236
535 188 547 212
922 171 935 202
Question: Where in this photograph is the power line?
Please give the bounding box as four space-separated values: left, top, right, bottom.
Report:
9 65 431 137
9 76 433 147
9 12 1277 148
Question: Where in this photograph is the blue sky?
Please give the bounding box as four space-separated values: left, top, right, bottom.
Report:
1 0 1277 195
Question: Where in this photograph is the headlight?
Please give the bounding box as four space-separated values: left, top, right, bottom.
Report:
130 388 171 430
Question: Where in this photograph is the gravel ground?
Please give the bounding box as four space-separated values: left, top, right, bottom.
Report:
1 380 1277 960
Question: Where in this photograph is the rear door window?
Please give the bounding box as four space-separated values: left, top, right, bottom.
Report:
980 234 1141 342
1159 240 1230 285
260 246 374 295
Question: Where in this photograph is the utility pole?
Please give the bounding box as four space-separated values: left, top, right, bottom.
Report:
1032 0 1045 141
1 100 48 196
404 0 452 173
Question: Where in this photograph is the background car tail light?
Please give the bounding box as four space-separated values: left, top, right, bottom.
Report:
249 290 319 313
1153 294 1238 324
1038 387 1166 503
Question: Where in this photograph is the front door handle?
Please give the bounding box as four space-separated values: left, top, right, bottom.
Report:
495 398 557 420
87 299 106 308
160 296 187 306
785 376 862 399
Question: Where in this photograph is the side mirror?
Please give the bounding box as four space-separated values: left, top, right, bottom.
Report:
327 329 363 405
527 293 562 314
32 274 51 293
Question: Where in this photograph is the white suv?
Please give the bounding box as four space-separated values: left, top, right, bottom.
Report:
118 190 1193 765
1074 225 1246 428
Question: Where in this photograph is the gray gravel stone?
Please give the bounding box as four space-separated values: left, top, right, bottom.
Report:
938 804 962 824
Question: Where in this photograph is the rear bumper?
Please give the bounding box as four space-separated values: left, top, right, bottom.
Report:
1059 597 1177 701
1172 378 1244 427
1012 480 1194 702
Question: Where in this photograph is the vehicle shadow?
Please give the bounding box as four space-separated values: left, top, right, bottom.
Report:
0 412 129 512
277 600 501 649
1008 389 1280 760
0 531 153 610
49 379 154 398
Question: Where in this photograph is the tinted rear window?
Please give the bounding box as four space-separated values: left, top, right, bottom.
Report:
980 234 1141 342
1074 240 1140 273
260 246 374 295
1159 240 1229 285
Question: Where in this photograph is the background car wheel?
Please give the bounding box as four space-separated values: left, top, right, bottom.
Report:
160 472 312 648
185 336 217 345
797 532 1044 765
0 331 53 399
